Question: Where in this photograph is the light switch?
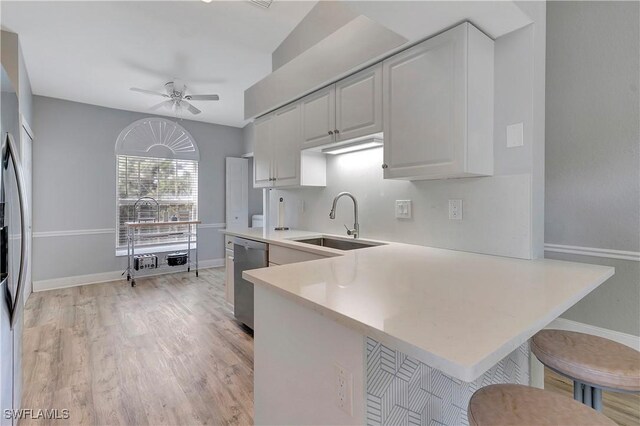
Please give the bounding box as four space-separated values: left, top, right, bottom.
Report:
395 200 412 219
506 122 524 148
448 199 463 220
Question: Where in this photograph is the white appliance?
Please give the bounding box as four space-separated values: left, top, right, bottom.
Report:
1 65 27 426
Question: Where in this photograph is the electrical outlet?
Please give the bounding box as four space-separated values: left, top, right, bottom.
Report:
335 363 353 416
448 199 463 220
395 200 412 219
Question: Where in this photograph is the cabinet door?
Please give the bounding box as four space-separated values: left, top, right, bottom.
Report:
273 103 301 187
300 85 336 149
253 114 274 188
382 25 466 179
225 250 234 305
335 63 383 141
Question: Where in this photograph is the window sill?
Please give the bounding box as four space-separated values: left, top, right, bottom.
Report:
115 243 197 257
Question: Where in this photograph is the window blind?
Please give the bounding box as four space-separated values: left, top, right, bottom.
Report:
116 155 198 248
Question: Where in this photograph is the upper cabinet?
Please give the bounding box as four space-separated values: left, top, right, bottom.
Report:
301 86 336 148
335 64 383 142
253 114 274 188
382 23 494 180
253 104 326 189
252 22 494 187
272 104 301 187
301 64 383 150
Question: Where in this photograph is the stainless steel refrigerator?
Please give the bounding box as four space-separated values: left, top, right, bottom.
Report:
1 66 27 425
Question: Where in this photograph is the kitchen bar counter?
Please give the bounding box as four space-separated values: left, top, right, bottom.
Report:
229 227 614 382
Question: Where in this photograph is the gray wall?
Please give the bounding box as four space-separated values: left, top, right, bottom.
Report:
32 96 244 283
545 1 640 336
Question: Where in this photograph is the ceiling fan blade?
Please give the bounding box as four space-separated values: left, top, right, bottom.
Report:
130 87 168 97
185 94 220 101
183 101 201 115
149 100 173 111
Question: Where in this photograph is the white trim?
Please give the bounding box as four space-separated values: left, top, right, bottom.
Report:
33 223 225 238
33 258 224 292
531 318 640 389
33 228 115 238
544 243 640 262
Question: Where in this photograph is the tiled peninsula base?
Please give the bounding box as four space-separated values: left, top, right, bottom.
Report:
366 338 531 426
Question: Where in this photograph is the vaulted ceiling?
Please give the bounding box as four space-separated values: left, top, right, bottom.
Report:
1 1 317 127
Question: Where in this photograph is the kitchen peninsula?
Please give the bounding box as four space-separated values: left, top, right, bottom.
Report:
228 228 615 425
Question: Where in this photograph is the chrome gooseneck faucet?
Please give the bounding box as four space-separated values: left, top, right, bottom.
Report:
329 192 359 239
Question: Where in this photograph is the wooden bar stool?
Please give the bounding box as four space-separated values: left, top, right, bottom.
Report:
468 384 616 425
532 329 640 411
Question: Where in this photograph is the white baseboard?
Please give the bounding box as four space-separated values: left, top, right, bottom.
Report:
547 317 640 350
33 258 224 292
531 318 640 389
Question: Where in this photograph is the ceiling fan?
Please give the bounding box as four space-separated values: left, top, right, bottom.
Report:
130 81 219 115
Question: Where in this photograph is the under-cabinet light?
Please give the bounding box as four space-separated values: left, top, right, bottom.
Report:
321 139 383 155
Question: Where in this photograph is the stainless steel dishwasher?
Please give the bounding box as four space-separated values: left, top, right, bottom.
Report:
233 237 268 330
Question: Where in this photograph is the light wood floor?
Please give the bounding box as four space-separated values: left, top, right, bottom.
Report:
22 268 639 425
21 268 254 426
544 368 640 426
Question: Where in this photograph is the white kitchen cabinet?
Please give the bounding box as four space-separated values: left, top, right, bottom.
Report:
301 64 383 150
253 114 274 188
253 104 326 189
335 63 383 142
382 22 494 180
300 85 336 149
272 103 301 187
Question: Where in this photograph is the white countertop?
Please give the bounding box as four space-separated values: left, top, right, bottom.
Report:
226 228 614 382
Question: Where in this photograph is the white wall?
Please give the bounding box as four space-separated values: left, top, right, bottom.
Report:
544 1 640 336
267 13 546 260
254 285 365 425
31 96 244 287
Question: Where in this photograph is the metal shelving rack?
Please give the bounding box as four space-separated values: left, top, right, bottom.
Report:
124 220 201 287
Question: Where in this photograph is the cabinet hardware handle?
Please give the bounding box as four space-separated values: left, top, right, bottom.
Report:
334 129 340 134
328 130 334 135
382 164 388 169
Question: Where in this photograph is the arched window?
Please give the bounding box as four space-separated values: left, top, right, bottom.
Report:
115 118 199 248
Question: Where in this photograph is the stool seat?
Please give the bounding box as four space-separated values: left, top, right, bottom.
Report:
532 330 640 392
468 384 616 426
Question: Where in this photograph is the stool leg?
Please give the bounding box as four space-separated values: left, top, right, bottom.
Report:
584 384 593 407
573 381 584 403
592 387 603 412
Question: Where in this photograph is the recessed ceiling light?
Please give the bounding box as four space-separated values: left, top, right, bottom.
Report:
249 0 273 9
201 0 213 3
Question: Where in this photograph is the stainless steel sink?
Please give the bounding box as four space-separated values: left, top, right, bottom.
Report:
294 237 383 251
